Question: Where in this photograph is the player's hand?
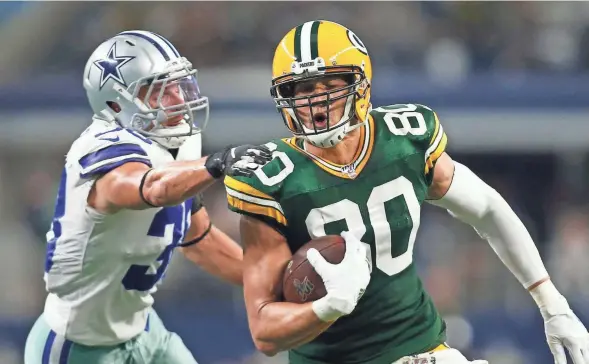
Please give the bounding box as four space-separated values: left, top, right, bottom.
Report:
307 231 371 321
542 306 589 364
205 144 273 179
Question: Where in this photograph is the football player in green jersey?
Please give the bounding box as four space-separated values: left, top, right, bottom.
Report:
225 20 589 364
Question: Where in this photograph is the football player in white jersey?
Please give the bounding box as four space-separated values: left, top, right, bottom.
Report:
23 30 272 364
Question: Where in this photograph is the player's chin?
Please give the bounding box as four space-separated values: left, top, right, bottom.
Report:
163 115 185 127
311 121 329 131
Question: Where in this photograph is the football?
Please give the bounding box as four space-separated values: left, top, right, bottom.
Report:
282 235 346 303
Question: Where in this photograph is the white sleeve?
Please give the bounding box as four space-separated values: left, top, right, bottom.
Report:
72 128 152 179
426 161 548 288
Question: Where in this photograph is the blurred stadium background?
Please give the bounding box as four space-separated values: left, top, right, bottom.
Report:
0 1 588 363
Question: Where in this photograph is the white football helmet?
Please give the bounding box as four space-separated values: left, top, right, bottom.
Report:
83 30 209 149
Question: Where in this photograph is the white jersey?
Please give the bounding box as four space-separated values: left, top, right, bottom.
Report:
43 118 201 346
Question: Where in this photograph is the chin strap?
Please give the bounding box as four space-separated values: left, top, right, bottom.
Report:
304 117 367 148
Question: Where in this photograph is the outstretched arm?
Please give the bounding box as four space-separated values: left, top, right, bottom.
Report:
427 153 549 293
90 158 213 213
89 145 272 214
427 152 589 363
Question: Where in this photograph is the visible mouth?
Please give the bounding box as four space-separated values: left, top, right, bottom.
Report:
164 114 185 127
312 113 328 130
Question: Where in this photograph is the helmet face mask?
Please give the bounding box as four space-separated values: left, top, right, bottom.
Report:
126 63 209 144
84 31 210 149
272 67 364 141
271 20 372 148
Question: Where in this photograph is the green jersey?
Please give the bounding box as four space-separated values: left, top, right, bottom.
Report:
225 104 449 363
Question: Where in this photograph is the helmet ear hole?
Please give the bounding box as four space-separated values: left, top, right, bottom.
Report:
106 101 121 113
278 83 294 98
344 74 355 85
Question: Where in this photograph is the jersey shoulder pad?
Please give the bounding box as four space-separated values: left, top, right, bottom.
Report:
372 103 447 175
176 133 202 161
224 139 292 233
68 124 153 179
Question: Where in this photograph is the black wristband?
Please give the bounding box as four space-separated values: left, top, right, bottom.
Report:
179 221 212 247
139 169 158 208
204 154 224 179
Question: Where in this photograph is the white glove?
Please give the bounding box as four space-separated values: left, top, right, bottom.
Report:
531 281 589 364
307 231 372 322
543 309 589 363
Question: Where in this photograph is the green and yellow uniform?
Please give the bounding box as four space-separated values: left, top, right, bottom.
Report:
225 104 449 363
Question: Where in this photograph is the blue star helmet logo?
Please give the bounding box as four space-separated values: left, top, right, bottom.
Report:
93 42 135 90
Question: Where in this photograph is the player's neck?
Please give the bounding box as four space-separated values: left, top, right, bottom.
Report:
304 128 362 166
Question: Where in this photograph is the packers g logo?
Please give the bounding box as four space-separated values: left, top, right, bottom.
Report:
347 30 368 55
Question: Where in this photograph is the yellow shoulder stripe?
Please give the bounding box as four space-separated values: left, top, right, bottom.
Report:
224 176 274 201
425 132 448 175
227 194 288 226
225 176 287 226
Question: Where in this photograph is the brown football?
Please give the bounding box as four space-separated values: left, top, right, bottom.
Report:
282 235 346 303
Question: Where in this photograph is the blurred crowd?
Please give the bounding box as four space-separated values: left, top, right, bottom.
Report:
3 2 589 85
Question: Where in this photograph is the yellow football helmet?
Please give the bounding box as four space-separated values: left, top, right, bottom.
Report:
271 20 372 148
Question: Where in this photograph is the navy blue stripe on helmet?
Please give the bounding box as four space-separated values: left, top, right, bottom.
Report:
148 31 180 57
118 31 170 61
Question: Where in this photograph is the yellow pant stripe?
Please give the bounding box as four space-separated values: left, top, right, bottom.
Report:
430 343 450 353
